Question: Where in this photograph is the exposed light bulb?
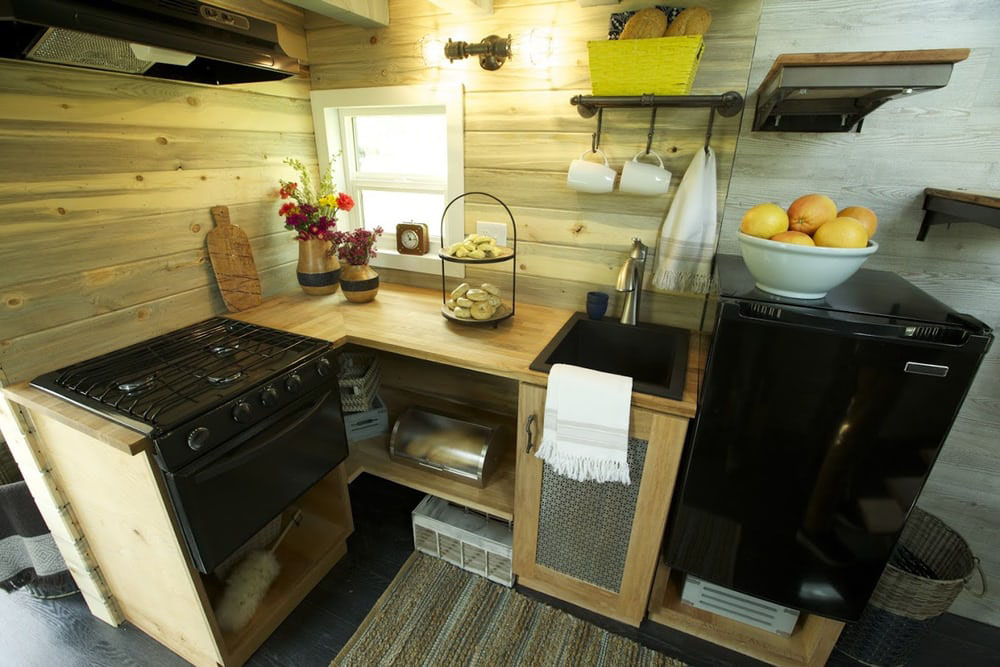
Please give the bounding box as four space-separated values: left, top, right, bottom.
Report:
522 28 553 67
419 34 445 67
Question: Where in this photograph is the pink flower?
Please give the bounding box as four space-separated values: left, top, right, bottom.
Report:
336 193 355 212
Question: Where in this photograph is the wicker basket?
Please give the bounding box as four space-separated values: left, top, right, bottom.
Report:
835 507 984 667
337 353 381 413
587 35 704 96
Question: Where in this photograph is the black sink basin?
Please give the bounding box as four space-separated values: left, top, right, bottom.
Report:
530 313 690 400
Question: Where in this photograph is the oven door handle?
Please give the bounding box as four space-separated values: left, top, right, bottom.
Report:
191 390 332 483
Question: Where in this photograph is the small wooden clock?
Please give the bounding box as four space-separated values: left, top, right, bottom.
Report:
396 222 429 255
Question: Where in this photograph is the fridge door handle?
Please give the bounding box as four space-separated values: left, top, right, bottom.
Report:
904 362 949 377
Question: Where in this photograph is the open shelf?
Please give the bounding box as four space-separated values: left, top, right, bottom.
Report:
202 467 353 665
345 385 517 521
646 560 843 667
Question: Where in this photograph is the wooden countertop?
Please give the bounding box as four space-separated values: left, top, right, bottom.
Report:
5 283 706 455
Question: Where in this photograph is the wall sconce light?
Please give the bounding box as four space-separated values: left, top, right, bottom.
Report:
444 34 512 71
420 30 553 71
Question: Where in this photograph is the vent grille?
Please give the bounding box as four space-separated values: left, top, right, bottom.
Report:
414 525 438 556
681 575 800 636
487 553 512 586
748 303 783 319
904 325 943 341
462 543 487 574
158 0 200 16
26 28 153 74
439 535 462 566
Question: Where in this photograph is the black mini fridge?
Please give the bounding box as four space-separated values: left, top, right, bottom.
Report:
664 255 993 621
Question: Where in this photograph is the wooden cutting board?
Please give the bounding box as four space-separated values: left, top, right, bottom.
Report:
206 205 262 312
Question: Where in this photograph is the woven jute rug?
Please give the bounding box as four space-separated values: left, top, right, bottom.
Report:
331 553 687 666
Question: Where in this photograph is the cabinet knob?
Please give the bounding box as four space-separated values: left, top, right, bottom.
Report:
525 414 537 453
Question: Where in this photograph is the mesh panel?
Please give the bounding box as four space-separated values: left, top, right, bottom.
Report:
414 525 438 556
535 437 647 593
27 28 154 74
462 544 487 574
487 553 512 585
439 534 462 565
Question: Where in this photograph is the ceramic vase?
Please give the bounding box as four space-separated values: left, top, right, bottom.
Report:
297 239 340 295
340 263 379 303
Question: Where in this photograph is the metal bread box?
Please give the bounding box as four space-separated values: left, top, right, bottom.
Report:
389 407 502 487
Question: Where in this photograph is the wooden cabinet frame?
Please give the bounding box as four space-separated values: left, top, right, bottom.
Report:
513 382 687 626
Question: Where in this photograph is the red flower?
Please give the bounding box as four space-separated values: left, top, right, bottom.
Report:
336 193 355 212
279 202 297 216
279 182 298 199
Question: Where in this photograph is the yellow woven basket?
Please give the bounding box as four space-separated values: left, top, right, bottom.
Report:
587 35 704 96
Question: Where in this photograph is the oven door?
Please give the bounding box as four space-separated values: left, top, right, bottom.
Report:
163 381 348 573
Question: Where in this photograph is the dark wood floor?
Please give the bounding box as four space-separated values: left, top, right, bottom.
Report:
2 474 998 666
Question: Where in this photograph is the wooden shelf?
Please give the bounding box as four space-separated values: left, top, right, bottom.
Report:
203 467 353 666
348 433 515 521
918 188 1000 240
646 560 843 667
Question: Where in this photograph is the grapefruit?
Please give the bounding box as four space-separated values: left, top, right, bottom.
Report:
838 206 878 238
814 217 869 248
787 194 837 235
741 203 789 239
770 230 815 246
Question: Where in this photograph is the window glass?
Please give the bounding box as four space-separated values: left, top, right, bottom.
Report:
353 114 447 178
359 189 444 236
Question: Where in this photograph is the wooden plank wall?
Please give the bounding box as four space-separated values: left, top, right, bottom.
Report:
719 0 1000 626
306 0 763 329
0 26 318 384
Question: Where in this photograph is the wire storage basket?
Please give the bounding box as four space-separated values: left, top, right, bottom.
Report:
834 506 985 667
337 352 381 413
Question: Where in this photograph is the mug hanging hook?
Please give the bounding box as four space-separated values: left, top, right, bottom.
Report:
704 107 716 154
591 107 603 153
645 107 658 154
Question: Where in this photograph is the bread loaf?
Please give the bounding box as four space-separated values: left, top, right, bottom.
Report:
620 8 668 39
665 7 712 36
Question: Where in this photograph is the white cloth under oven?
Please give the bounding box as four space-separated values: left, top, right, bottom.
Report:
534 364 632 485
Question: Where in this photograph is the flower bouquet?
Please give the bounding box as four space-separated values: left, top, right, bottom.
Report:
279 157 354 295
330 226 384 303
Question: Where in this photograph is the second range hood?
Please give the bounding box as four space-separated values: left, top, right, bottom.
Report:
753 48 970 132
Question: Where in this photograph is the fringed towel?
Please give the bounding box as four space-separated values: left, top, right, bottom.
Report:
1 481 71 595
534 364 632 485
652 147 718 293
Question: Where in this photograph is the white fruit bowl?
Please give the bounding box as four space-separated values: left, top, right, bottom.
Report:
738 232 879 299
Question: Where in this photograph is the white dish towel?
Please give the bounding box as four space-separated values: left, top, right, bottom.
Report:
652 146 718 293
534 364 632 485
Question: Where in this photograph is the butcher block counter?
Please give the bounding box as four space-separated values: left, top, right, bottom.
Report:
4 283 706 456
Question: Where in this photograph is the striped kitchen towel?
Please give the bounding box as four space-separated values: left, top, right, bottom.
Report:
534 364 632 485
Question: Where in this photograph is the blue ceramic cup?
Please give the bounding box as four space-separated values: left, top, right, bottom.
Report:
586 291 609 320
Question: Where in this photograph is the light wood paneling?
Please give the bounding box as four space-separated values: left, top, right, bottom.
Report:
721 0 1000 627
0 56 316 385
307 0 763 327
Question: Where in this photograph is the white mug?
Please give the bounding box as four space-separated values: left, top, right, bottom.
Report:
619 150 672 196
567 149 616 194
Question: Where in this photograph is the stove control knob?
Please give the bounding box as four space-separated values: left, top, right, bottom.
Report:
285 373 302 393
259 386 279 407
316 357 332 377
232 400 252 423
187 427 210 451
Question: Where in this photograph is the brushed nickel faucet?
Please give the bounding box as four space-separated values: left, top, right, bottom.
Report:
615 238 648 325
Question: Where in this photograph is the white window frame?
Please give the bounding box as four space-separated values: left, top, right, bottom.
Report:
310 84 464 276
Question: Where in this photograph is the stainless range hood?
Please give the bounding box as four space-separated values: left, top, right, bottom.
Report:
0 0 302 84
753 49 970 132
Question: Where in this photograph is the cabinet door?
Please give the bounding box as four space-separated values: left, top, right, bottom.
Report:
514 382 688 626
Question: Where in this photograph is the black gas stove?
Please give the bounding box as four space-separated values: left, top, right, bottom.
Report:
31 317 337 471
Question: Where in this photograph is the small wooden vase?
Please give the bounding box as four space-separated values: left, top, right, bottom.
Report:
297 239 340 295
340 263 379 303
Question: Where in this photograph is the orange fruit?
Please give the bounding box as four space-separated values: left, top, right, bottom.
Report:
741 203 789 239
770 230 815 246
838 206 878 238
814 217 869 248
787 194 837 235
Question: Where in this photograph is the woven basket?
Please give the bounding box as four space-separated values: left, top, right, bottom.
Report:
587 35 704 96
337 353 381 413
835 507 984 667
